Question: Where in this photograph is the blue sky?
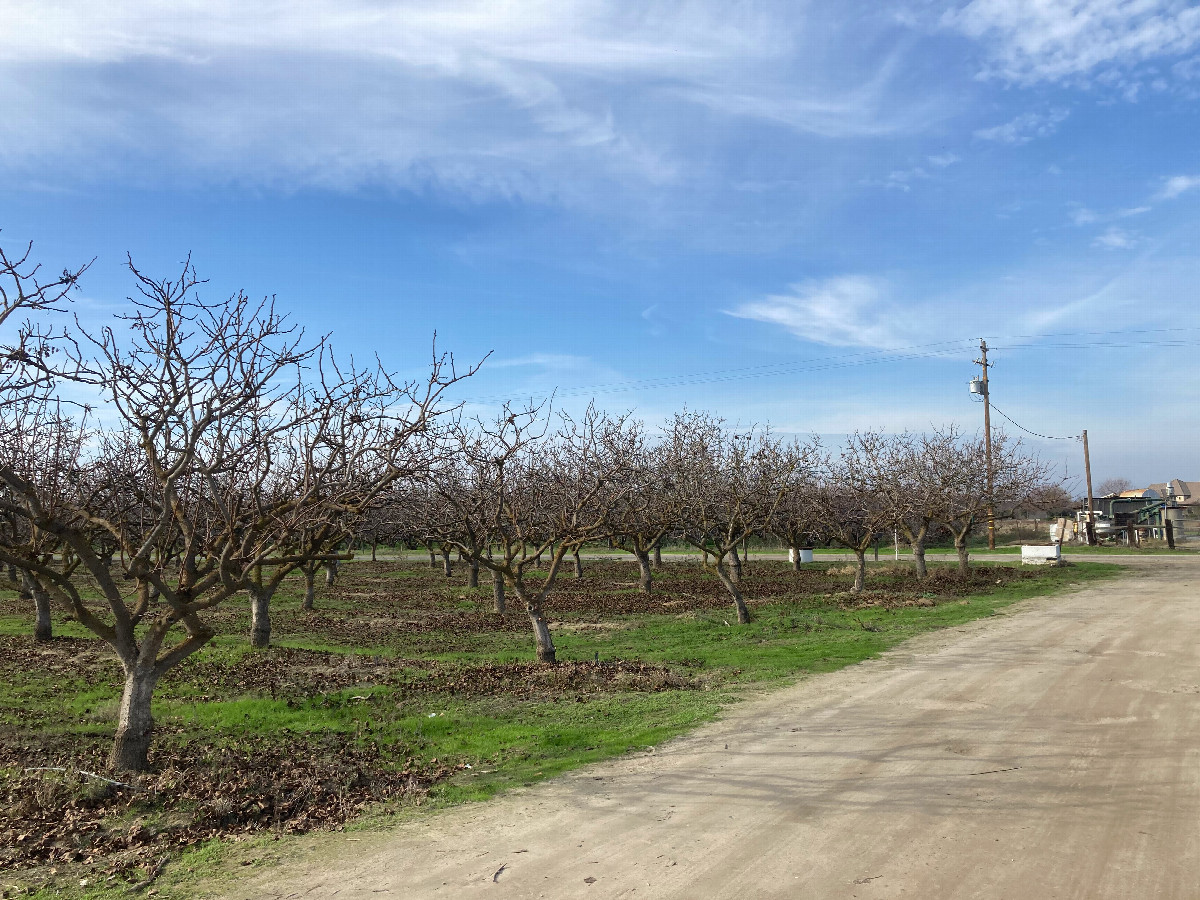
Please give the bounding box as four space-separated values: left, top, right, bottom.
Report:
3 0 1200 487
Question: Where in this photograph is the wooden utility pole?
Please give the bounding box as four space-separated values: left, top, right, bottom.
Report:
1081 429 1096 545
975 339 996 550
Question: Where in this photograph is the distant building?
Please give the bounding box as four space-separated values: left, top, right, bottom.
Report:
1081 479 1200 543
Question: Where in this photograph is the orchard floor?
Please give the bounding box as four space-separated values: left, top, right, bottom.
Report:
220 555 1200 900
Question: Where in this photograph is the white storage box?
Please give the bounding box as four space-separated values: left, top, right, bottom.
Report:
1021 544 1062 565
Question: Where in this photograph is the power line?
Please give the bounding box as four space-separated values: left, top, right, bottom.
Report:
457 327 1200 406
460 340 975 404
987 402 1080 442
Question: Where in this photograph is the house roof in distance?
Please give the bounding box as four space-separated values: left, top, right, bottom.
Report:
1146 481 1200 504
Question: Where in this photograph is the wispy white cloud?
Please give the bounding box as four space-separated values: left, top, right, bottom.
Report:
1092 226 1139 250
885 166 930 191
944 0 1200 86
725 276 910 348
489 353 598 371
1156 174 1200 199
1070 206 1100 226
1068 202 1150 226
927 152 960 167
0 0 939 201
974 108 1069 144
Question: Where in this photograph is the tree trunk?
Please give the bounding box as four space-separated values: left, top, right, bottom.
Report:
851 549 867 593
729 545 742 583
573 549 583 579
109 667 159 773
33 587 52 642
713 558 751 624
302 567 317 611
21 574 52 642
441 548 452 577
530 610 556 662
492 570 506 614
428 547 437 568
249 585 273 649
634 548 653 595
468 558 479 588
371 541 378 562
515 584 555 662
790 545 801 572
955 539 970 576
912 541 928 578
324 560 338 587
653 544 662 568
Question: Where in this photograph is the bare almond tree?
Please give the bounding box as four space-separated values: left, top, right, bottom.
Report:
1097 476 1133 497
661 411 797 623
431 403 633 662
930 429 1052 574
863 432 944 578
811 434 896 593
769 438 823 571
604 421 674 594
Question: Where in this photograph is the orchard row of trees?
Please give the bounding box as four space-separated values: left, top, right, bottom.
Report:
360 409 1050 661
0 244 1054 772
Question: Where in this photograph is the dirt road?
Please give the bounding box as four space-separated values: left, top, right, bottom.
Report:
232 559 1200 899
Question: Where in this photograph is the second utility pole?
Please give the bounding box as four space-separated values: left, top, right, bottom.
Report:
976 339 996 551
1081 428 1096 545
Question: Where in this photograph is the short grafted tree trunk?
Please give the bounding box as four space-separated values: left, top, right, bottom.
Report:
428 546 437 569
790 545 801 572
713 557 751 623
468 558 480 588
634 548 653 594
302 567 317 611
851 549 867 593
109 668 160 772
249 585 274 649
729 545 742 583
529 610 555 662
573 548 583 579
653 544 662 568
955 540 970 576
34 590 53 642
441 548 453 577
912 542 928 577
21 574 53 643
492 570 506 614
324 560 338 587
